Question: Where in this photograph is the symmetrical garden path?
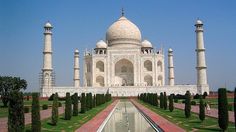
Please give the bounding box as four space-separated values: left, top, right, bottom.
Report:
174 103 235 123
131 99 186 132
76 100 118 132
0 107 65 132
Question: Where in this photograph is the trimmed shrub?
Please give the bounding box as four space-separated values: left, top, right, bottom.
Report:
8 91 25 131
169 94 174 112
163 92 167 110
65 92 72 120
48 93 55 101
31 92 41 131
199 96 205 122
218 88 228 131
42 104 48 110
194 94 200 99
174 98 178 103
24 106 30 113
51 93 58 125
80 93 86 113
228 104 233 111
203 92 208 99
58 102 62 107
191 101 197 105
72 93 79 116
184 91 191 118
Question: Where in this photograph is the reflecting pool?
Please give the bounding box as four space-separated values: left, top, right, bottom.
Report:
101 100 156 132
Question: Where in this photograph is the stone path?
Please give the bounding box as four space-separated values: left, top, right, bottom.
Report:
131 99 186 132
0 107 65 132
76 100 118 132
174 103 235 123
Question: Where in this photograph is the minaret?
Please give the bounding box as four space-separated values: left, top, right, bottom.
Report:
195 19 209 94
74 49 80 87
42 22 53 96
168 48 175 86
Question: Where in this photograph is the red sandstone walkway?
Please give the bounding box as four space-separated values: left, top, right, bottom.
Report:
0 107 65 132
174 103 235 123
76 100 118 132
131 99 186 132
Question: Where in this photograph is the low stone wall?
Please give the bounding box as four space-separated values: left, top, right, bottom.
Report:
41 85 197 97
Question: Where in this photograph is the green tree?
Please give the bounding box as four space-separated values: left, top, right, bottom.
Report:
163 92 167 110
169 94 174 112
31 93 41 131
8 91 25 132
80 93 86 113
93 94 96 108
218 88 228 131
0 76 27 107
89 93 93 109
184 91 191 118
234 87 236 129
51 93 58 125
160 92 164 109
65 92 72 120
199 95 205 122
73 93 79 116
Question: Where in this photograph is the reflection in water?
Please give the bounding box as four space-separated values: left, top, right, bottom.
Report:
102 100 155 132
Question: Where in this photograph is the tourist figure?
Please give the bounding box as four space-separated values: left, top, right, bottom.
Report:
206 103 210 114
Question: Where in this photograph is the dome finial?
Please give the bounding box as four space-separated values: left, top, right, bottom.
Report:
121 8 124 16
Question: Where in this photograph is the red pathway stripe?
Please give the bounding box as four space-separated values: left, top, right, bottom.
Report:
131 99 186 132
76 100 118 132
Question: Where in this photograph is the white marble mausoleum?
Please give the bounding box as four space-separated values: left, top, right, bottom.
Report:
40 12 209 97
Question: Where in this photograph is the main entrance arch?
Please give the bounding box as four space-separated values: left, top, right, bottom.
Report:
115 59 134 86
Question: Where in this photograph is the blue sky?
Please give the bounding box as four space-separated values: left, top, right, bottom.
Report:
0 0 236 92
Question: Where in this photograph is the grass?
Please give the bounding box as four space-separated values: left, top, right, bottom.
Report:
138 100 235 132
25 100 112 132
0 99 65 118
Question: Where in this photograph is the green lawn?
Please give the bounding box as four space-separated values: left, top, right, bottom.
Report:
25 100 112 132
138 100 235 132
0 99 65 118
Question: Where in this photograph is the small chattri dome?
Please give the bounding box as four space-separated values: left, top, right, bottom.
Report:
44 22 53 28
75 49 79 53
141 40 152 48
168 48 173 52
195 19 203 25
96 40 107 48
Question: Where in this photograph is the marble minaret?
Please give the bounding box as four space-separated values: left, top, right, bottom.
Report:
168 48 175 86
195 19 209 94
74 49 80 87
42 22 53 96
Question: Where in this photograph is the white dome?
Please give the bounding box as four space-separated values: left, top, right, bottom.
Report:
44 22 53 28
168 48 173 52
75 49 79 53
141 40 152 48
106 16 141 47
195 19 203 25
96 40 107 48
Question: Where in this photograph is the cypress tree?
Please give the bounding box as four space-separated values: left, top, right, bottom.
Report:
8 91 25 132
199 95 205 122
153 93 158 107
32 92 41 131
93 94 96 108
164 92 167 110
169 94 174 112
160 92 164 109
184 91 191 118
234 87 236 129
89 93 93 109
80 93 86 113
156 94 159 107
86 93 90 110
51 93 58 125
73 93 79 116
218 88 228 131
65 92 72 120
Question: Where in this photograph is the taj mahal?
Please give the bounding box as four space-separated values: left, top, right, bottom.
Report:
40 12 209 97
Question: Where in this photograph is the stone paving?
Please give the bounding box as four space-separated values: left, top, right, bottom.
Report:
131 99 186 132
0 107 65 132
75 100 118 132
174 103 235 123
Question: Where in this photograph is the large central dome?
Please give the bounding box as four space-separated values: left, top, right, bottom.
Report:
106 16 142 48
